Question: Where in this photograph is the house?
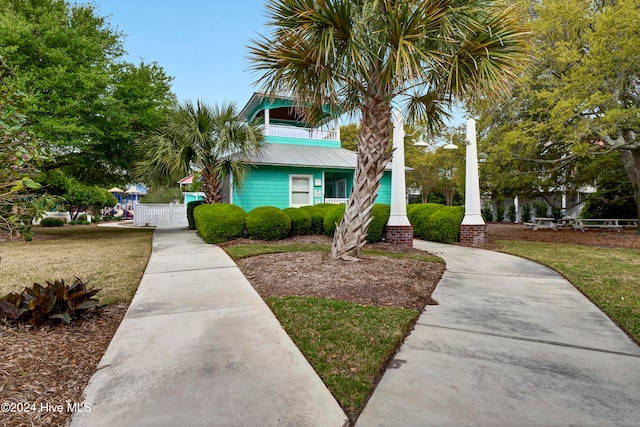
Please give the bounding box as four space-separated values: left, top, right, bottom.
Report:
222 93 393 211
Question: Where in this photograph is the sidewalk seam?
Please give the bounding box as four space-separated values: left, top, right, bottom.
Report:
416 323 640 358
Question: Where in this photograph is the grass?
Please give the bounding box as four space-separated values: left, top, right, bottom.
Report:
498 240 640 343
0 224 153 305
266 296 418 420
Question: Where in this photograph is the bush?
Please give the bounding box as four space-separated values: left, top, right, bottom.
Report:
194 203 246 243
68 220 90 225
533 200 548 218
425 206 464 243
40 217 64 227
187 200 206 230
246 206 291 240
300 205 332 234
496 200 505 222
521 202 532 223
367 204 390 243
0 277 100 325
284 208 312 236
482 204 493 222
323 204 346 236
507 204 517 223
77 214 87 221
407 203 446 239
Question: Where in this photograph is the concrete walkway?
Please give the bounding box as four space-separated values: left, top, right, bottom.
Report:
356 240 640 427
71 226 348 427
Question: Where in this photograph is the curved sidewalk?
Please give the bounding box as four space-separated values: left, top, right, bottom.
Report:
356 240 640 427
71 226 348 427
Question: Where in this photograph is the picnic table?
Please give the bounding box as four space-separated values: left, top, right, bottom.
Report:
571 218 632 232
524 217 557 231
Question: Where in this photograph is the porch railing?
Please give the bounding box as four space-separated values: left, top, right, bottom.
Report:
265 124 338 141
324 198 349 204
133 203 187 227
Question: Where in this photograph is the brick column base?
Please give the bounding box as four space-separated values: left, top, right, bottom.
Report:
384 225 414 246
459 224 488 246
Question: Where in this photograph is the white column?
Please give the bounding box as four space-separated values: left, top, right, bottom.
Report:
264 108 270 136
514 195 520 223
387 109 411 226
462 118 486 225
335 116 340 141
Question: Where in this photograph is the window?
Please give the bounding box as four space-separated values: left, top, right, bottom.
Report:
290 175 312 207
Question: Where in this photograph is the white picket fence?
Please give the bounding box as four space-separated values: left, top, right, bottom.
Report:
133 203 187 227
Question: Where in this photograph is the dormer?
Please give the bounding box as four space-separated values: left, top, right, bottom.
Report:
240 93 341 148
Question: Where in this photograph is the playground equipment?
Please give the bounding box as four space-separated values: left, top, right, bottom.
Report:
106 187 141 219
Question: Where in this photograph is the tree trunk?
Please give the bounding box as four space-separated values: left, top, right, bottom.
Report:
618 147 640 233
202 166 222 204
331 100 392 260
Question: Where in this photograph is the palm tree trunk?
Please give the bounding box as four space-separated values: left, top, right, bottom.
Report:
331 100 392 260
202 167 222 204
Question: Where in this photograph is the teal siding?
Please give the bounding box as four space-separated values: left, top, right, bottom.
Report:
376 172 392 204
233 166 393 211
265 135 341 148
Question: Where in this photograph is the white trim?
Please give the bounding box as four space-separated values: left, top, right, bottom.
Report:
229 174 234 204
321 171 325 204
335 178 347 198
289 174 313 207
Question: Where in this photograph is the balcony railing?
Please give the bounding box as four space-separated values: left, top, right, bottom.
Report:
265 124 338 141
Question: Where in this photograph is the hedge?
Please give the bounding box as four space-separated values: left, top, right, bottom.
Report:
194 203 246 243
187 200 206 230
367 204 390 243
40 217 64 227
299 205 332 234
424 206 464 243
408 203 446 240
283 208 312 236
246 206 291 240
323 204 346 236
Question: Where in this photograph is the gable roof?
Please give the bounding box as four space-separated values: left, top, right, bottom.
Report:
243 143 396 171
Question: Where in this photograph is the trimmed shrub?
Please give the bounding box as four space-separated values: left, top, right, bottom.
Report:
40 217 64 227
367 204 390 243
284 208 312 236
521 202 532 223
425 205 465 243
507 204 517 223
496 200 505 222
194 203 246 243
482 204 493 222
187 200 206 230
246 206 291 240
300 205 331 234
533 200 548 218
323 204 346 236
407 203 446 239
77 214 87 221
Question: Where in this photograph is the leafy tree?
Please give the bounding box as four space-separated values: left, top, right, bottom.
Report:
339 123 359 151
136 101 264 204
0 56 52 239
0 0 175 185
476 0 640 224
61 181 115 219
249 0 529 260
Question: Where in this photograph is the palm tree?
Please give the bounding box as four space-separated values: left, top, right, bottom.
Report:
136 100 264 203
249 0 529 260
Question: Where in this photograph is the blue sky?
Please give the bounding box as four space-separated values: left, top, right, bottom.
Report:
88 0 464 128
89 0 268 110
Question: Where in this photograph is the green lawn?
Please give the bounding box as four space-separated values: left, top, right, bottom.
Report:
0 224 153 305
498 240 640 344
267 296 418 419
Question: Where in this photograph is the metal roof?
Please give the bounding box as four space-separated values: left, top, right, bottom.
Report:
244 144 396 171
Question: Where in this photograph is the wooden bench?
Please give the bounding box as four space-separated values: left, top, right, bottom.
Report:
572 219 623 232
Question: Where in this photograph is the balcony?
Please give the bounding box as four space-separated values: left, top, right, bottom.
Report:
265 124 338 141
